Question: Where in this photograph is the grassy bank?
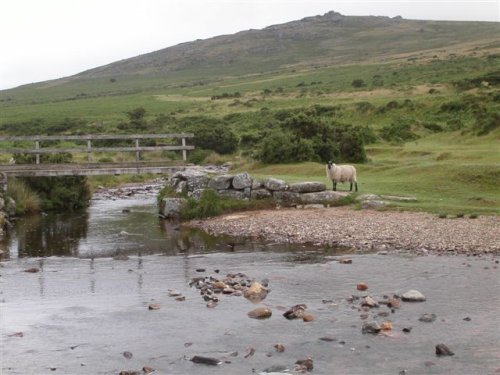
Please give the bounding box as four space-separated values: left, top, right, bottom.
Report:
235 130 500 215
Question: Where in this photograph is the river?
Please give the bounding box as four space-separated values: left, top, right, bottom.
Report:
1 184 499 375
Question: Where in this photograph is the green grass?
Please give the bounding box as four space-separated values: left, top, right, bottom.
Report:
234 130 500 215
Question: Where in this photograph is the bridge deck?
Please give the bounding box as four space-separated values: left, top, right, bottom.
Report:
0 162 190 177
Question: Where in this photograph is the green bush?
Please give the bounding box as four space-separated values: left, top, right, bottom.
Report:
473 112 500 136
6 178 41 215
379 121 419 143
352 79 366 88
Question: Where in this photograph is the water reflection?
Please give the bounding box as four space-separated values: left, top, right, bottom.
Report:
5 211 88 259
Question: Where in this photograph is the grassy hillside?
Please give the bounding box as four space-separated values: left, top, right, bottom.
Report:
0 12 499 214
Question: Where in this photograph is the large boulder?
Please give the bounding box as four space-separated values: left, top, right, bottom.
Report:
250 189 272 200
360 200 386 210
264 177 288 191
208 175 233 190
159 198 187 218
217 190 247 200
232 173 253 190
289 182 326 194
273 191 300 203
172 169 209 192
299 191 347 204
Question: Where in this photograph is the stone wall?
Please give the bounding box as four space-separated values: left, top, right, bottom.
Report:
159 170 348 218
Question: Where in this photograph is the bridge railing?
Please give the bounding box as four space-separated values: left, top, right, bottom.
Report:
0 134 194 164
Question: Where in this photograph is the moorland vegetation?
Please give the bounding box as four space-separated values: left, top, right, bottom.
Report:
1 12 498 214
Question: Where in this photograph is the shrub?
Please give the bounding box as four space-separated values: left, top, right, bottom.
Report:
355 101 375 113
352 79 366 88
469 213 479 219
187 149 212 164
6 178 41 215
473 112 500 136
422 122 443 133
438 213 447 218
379 121 419 143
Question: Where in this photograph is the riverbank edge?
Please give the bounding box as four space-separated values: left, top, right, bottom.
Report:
187 206 500 257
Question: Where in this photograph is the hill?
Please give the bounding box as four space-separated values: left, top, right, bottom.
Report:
0 11 499 215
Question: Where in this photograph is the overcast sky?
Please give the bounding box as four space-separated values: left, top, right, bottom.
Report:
1 0 498 90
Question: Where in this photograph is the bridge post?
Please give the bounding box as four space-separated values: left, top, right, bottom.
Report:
135 138 140 162
182 138 187 161
87 139 92 162
35 139 40 164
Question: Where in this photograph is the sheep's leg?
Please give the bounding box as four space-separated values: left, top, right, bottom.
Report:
332 181 336 191
355 182 358 192
350 182 353 191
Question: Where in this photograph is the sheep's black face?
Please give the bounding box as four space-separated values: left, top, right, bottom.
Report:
327 161 334 170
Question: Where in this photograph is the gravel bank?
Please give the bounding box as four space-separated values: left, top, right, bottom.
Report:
190 207 500 256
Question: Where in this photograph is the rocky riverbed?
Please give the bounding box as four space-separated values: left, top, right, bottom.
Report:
189 207 500 256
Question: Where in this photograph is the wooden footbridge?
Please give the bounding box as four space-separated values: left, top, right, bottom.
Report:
0 134 195 189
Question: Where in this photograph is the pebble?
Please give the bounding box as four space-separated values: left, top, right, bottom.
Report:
274 343 285 352
302 314 315 322
283 304 307 320
362 321 381 334
401 290 426 302
419 313 437 323
435 344 454 356
295 357 313 371
248 307 273 319
23 267 39 273
190 355 221 366
402 327 413 333
357 282 368 291
122 351 133 359
362 296 379 308
148 304 160 310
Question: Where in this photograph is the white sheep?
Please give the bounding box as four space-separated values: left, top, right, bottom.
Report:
326 161 358 192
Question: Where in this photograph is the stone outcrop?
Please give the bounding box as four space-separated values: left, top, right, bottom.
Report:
160 169 353 217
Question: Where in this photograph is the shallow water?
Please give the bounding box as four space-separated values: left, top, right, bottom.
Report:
1 187 499 375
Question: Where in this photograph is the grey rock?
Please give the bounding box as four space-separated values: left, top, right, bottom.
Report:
252 179 263 189
243 187 251 199
172 169 207 180
264 177 288 191
288 181 326 193
172 169 210 191
419 313 437 323
217 190 247 200
402 290 426 302
232 172 253 189
303 204 325 209
174 180 187 194
356 194 381 202
159 198 187 218
299 190 347 204
381 195 417 202
187 175 210 192
0 197 4 211
273 191 300 203
360 200 387 210
251 189 272 200
283 304 307 320
208 175 234 190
